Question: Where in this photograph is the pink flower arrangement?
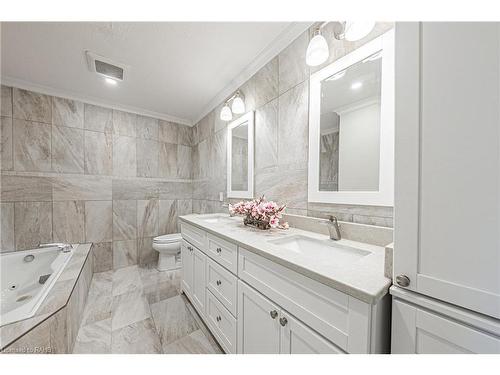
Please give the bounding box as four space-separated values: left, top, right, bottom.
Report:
229 196 289 230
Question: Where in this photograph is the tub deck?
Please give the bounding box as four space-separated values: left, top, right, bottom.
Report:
0 243 92 352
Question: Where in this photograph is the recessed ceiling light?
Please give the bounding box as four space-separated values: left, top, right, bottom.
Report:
105 77 117 85
351 81 363 90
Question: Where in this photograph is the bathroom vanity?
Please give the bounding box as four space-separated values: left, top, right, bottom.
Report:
179 213 391 354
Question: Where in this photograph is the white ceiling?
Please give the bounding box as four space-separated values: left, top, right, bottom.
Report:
1 22 309 125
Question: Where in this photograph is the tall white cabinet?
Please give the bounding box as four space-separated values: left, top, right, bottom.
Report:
392 22 500 353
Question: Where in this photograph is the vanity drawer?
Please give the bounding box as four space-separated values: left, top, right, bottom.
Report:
206 258 238 316
238 247 368 352
206 233 238 274
206 289 237 353
181 223 207 250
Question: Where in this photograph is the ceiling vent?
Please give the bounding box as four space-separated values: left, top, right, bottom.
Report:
85 51 127 81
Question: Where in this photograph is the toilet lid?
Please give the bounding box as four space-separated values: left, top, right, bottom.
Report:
153 233 182 244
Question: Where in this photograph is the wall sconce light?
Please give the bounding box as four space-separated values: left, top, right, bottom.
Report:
220 103 233 121
306 21 375 67
306 28 330 67
220 90 245 121
341 21 376 42
231 91 245 114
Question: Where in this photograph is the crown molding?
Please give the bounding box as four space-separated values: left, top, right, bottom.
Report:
0 76 193 126
192 21 314 125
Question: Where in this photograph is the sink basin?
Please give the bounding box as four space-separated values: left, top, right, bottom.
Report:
199 215 234 224
268 235 371 265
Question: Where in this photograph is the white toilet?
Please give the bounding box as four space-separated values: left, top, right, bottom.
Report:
152 233 182 271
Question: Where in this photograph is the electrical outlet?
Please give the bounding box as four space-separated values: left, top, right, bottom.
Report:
219 192 224 202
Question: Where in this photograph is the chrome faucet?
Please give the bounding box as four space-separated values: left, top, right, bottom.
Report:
326 216 341 241
39 243 73 253
221 202 235 216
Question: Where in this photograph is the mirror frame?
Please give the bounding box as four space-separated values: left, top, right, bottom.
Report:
227 111 255 199
308 29 394 206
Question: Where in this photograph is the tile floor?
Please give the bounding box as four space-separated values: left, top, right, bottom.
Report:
72 265 223 354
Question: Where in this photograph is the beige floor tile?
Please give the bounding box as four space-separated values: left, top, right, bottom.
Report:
111 290 151 330
73 319 111 354
111 318 162 354
150 294 198 346
163 329 223 354
112 265 143 296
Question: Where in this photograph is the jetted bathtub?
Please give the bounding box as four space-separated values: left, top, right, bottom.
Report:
0 246 74 326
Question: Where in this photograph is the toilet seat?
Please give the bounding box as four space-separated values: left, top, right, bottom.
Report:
153 233 182 244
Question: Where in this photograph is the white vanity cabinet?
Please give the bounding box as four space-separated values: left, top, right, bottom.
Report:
180 220 390 354
180 240 194 298
237 280 344 354
206 289 237 353
206 258 238 316
181 239 207 317
281 312 345 354
192 248 207 316
237 280 282 353
181 223 238 353
206 233 238 274
238 247 389 353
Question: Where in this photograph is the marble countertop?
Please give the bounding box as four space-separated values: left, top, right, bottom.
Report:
0 243 92 350
180 214 391 304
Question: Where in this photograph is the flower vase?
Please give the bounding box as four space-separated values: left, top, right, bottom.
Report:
243 215 271 230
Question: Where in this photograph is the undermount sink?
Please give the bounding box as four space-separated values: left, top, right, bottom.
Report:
268 235 371 265
199 214 234 224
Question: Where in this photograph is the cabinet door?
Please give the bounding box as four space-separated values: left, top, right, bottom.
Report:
237 281 281 354
181 241 193 298
280 313 344 354
392 299 500 354
394 22 500 318
192 248 207 316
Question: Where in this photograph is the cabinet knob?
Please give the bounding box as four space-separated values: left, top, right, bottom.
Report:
216 280 221 286
279 317 288 327
270 310 278 319
396 274 411 287
216 316 221 322
216 247 222 253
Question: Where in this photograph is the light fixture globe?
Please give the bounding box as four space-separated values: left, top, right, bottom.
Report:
105 77 118 85
306 30 329 67
231 94 245 114
343 21 375 42
220 103 233 121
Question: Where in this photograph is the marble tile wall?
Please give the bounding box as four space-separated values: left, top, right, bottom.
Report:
0 22 394 268
191 22 394 227
0 86 194 272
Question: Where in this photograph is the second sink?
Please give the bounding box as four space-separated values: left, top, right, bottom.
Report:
268 235 371 266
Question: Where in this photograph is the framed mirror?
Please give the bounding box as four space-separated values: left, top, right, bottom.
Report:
227 111 254 199
308 30 394 206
